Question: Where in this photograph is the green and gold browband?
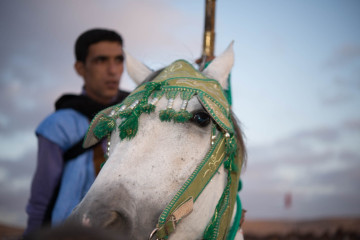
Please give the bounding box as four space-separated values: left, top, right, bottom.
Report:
83 60 234 148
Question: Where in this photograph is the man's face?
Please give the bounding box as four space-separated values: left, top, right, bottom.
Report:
76 41 124 104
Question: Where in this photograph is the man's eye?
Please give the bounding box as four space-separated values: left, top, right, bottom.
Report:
94 57 107 63
191 111 211 127
115 55 124 63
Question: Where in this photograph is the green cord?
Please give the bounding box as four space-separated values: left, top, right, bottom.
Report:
226 194 242 240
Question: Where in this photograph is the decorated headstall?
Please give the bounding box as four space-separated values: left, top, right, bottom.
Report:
83 60 242 240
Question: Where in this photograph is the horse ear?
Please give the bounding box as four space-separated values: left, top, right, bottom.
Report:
125 51 153 86
202 41 234 89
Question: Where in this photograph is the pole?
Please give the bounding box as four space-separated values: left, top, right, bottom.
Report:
198 0 216 70
202 0 216 59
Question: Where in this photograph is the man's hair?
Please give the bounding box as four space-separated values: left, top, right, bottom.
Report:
75 28 123 62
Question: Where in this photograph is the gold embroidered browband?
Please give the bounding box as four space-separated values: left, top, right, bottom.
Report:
83 60 234 148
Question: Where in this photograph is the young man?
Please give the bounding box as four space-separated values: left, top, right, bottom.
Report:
25 29 129 235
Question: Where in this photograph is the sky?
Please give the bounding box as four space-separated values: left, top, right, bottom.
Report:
0 0 359 227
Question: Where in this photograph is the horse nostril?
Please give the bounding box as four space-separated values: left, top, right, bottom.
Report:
100 210 133 236
82 213 92 227
102 211 120 228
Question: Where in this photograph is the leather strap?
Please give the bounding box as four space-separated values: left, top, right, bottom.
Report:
156 134 226 239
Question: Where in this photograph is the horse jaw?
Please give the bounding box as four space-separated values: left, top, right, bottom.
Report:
202 41 234 90
125 50 153 85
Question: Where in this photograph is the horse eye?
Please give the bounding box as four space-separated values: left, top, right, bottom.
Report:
191 111 211 127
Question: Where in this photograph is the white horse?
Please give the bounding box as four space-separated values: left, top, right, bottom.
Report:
67 43 246 240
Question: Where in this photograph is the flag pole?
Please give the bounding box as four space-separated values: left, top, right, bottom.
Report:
198 0 216 70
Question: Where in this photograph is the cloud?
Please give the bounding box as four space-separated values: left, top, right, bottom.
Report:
241 120 360 219
320 69 360 105
325 44 360 69
115 1 202 66
0 130 37 160
320 92 353 105
288 127 340 143
343 118 360 131
0 54 60 134
319 43 360 105
0 149 36 227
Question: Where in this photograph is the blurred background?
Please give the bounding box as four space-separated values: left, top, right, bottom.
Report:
0 0 359 236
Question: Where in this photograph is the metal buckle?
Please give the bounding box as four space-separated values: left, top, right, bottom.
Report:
148 228 159 240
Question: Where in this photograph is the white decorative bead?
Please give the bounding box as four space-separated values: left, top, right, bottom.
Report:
180 100 188 110
129 100 140 109
106 136 111 157
225 132 230 138
167 98 174 108
150 97 159 105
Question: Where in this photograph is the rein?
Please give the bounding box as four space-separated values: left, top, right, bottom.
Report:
153 129 241 240
83 60 243 240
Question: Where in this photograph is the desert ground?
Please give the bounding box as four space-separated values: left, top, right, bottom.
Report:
242 218 360 239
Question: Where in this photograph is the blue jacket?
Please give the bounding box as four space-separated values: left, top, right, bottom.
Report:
36 109 95 224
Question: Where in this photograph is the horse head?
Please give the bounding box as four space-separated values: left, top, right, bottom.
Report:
67 43 246 240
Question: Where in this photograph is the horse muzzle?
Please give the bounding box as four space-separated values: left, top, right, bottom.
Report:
66 184 136 237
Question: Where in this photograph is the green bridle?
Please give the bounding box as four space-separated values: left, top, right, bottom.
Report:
83 60 243 240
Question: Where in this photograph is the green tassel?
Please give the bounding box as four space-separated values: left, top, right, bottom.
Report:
159 109 176 122
166 90 179 100
180 91 195 101
141 104 156 114
159 90 179 122
173 110 192 123
224 153 238 172
224 135 238 172
225 135 237 155
151 90 165 99
108 81 167 141
141 82 165 105
231 154 238 172
118 112 139 140
145 81 164 93
93 115 116 140
203 172 232 239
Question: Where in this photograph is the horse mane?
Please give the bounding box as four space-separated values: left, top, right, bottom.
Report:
231 111 247 170
143 67 247 170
